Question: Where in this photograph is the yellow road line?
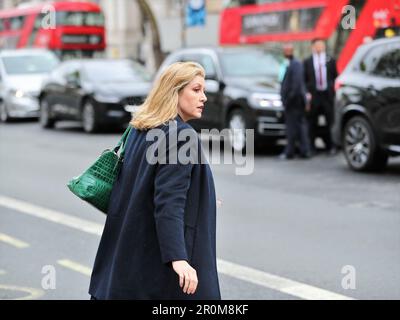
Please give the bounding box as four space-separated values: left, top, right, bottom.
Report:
57 259 92 277
0 233 30 249
0 284 44 300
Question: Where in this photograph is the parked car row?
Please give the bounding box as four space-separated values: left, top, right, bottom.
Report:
1 37 399 172
1 46 289 147
0 49 152 134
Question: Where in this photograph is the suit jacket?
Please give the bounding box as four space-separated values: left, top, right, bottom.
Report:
280 57 307 109
89 115 221 300
304 53 338 102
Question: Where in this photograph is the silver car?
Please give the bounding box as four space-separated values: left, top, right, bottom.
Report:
0 49 59 122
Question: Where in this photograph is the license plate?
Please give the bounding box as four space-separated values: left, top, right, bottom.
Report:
124 105 139 113
318 115 327 126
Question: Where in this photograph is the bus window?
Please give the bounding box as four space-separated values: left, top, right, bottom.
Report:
225 0 259 7
1 18 11 31
56 11 104 27
10 16 25 30
86 12 105 26
28 13 46 47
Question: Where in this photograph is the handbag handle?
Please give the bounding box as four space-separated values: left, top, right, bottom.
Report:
113 125 132 159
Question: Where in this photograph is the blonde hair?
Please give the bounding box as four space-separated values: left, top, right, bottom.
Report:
130 61 205 130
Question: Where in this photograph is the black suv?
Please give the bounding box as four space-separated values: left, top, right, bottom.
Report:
157 47 286 151
333 37 400 171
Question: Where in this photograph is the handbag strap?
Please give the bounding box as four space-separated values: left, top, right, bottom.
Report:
113 125 132 159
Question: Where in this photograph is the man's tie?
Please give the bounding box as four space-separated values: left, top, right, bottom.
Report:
318 54 323 89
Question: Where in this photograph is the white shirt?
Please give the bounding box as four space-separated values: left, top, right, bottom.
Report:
312 52 327 91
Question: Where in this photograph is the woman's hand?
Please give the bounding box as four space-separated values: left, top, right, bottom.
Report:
172 260 198 295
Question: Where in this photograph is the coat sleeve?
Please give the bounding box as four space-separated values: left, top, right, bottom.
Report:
153 127 195 265
283 61 304 106
304 58 313 94
288 61 303 102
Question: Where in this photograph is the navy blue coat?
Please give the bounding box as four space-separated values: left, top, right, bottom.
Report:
280 57 307 109
89 115 221 300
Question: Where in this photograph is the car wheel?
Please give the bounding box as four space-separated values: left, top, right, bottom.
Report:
227 109 247 153
82 101 99 133
0 101 11 123
40 98 55 129
343 116 388 171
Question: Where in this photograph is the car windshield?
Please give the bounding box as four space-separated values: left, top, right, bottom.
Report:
2 53 59 75
220 51 283 78
84 60 152 83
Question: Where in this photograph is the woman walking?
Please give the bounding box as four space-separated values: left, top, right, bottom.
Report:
89 62 221 300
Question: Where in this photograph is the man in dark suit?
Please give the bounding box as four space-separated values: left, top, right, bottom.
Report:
304 38 338 154
280 43 311 159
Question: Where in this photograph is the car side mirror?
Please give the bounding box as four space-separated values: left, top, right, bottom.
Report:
205 79 220 93
66 75 80 88
205 73 217 81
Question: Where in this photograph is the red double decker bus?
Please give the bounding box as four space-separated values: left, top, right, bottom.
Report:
220 0 400 73
0 1 106 59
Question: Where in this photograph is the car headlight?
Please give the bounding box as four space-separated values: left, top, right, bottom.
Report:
93 94 120 104
9 89 25 98
249 93 283 108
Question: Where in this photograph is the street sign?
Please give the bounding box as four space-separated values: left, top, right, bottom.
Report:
186 0 206 27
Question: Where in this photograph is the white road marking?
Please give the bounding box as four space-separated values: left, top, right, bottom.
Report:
1 194 355 300
347 201 394 210
58 259 92 276
0 233 30 249
0 195 103 236
217 260 354 300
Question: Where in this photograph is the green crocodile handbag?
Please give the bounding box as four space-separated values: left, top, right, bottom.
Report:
67 125 132 214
